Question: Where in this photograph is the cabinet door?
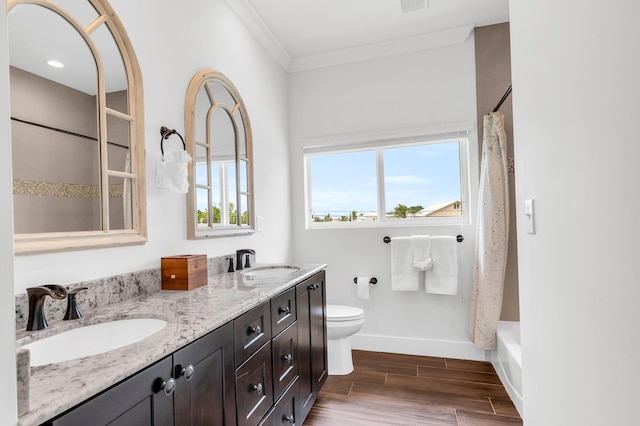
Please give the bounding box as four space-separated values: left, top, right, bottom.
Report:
309 272 328 394
270 288 296 336
173 322 236 426
235 342 274 426
258 377 299 426
51 356 175 426
271 322 298 401
235 302 272 367
296 271 327 424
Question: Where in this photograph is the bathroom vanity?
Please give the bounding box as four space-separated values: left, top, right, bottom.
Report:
16 264 327 426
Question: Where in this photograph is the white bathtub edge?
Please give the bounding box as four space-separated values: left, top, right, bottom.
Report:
492 322 523 417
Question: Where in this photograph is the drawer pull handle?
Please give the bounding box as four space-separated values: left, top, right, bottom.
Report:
180 364 195 381
282 414 294 424
159 378 176 396
307 283 319 291
251 383 263 395
281 354 293 364
248 325 262 335
278 306 290 315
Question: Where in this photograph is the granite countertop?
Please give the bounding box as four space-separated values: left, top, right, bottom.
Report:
16 263 326 426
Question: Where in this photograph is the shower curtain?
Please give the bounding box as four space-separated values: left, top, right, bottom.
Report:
469 111 510 350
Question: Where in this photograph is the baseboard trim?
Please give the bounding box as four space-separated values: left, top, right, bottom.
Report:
351 333 489 361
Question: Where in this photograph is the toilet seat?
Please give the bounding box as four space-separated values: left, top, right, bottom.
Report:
327 304 364 322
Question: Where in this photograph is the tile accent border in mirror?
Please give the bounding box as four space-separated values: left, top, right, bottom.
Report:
13 179 124 198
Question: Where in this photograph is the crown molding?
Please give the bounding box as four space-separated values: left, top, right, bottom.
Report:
289 25 474 73
223 0 291 70
224 0 474 74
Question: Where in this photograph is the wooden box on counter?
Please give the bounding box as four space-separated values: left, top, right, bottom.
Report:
161 254 208 291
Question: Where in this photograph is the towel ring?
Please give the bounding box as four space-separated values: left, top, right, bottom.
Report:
353 277 377 285
160 126 186 157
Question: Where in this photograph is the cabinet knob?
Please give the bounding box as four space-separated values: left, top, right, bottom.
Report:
278 306 290 315
251 383 263 395
179 364 195 381
282 414 294 424
281 354 293 364
159 378 176 396
248 325 262 335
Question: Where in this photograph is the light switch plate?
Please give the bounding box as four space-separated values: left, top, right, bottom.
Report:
525 199 535 234
256 215 263 232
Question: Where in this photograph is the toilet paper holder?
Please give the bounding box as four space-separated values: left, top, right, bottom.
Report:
353 277 377 285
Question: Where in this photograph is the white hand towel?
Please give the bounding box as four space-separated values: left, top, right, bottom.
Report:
425 236 458 295
411 235 433 271
391 237 419 291
356 276 370 300
157 150 193 193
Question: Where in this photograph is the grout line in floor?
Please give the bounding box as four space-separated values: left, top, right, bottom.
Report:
488 397 496 414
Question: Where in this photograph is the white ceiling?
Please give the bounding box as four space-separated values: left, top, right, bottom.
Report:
232 0 509 70
247 0 509 57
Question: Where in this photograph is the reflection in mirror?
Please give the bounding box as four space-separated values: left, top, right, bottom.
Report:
185 69 254 238
7 0 146 253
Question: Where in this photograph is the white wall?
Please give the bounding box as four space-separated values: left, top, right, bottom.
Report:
509 0 640 424
10 0 293 294
0 3 18 424
288 38 485 360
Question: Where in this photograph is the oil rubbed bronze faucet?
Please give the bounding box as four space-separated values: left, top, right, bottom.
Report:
26 285 68 331
235 249 255 271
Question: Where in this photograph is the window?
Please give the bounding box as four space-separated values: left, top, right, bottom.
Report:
304 134 469 227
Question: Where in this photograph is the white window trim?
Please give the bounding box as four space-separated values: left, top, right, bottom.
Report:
303 130 472 229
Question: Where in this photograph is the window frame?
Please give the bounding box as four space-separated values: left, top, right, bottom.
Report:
303 131 471 229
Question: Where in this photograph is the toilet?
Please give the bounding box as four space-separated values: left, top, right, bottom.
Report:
326 304 365 375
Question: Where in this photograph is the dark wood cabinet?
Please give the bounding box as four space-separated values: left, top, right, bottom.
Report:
235 342 274 426
49 324 236 426
296 271 328 424
258 377 299 426
45 270 327 426
50 356 175 426
174 322 236 426
234 302 272 367
271 322 298 401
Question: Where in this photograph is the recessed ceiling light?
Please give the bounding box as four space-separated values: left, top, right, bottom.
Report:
47 60 64 68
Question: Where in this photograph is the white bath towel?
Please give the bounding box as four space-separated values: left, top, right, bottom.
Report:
425 236 458 295
391 237 419 291
411 235 433 271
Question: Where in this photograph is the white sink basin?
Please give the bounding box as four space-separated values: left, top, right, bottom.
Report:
21 318 168 367
241 265 300 279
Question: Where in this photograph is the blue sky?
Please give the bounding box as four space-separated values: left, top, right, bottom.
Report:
309 141 461 217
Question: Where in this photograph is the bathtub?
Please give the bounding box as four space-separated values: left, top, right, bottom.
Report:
491 321 523 417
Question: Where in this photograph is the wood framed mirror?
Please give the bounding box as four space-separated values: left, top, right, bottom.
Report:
184 69 254 239
7 0 147 254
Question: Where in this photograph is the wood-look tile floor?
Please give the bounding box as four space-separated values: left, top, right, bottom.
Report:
305 350 522 426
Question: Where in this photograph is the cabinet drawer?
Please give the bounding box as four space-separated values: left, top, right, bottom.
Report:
235 302 272 367
259 377 299 426
270 288 296 336
272 322 298 401
235 342 274 426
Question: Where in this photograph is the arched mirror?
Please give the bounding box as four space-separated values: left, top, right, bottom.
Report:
7 0 147 254
185 69 254 238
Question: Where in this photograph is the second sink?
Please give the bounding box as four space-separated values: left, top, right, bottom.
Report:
241 265 300 279
21 318 168 367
